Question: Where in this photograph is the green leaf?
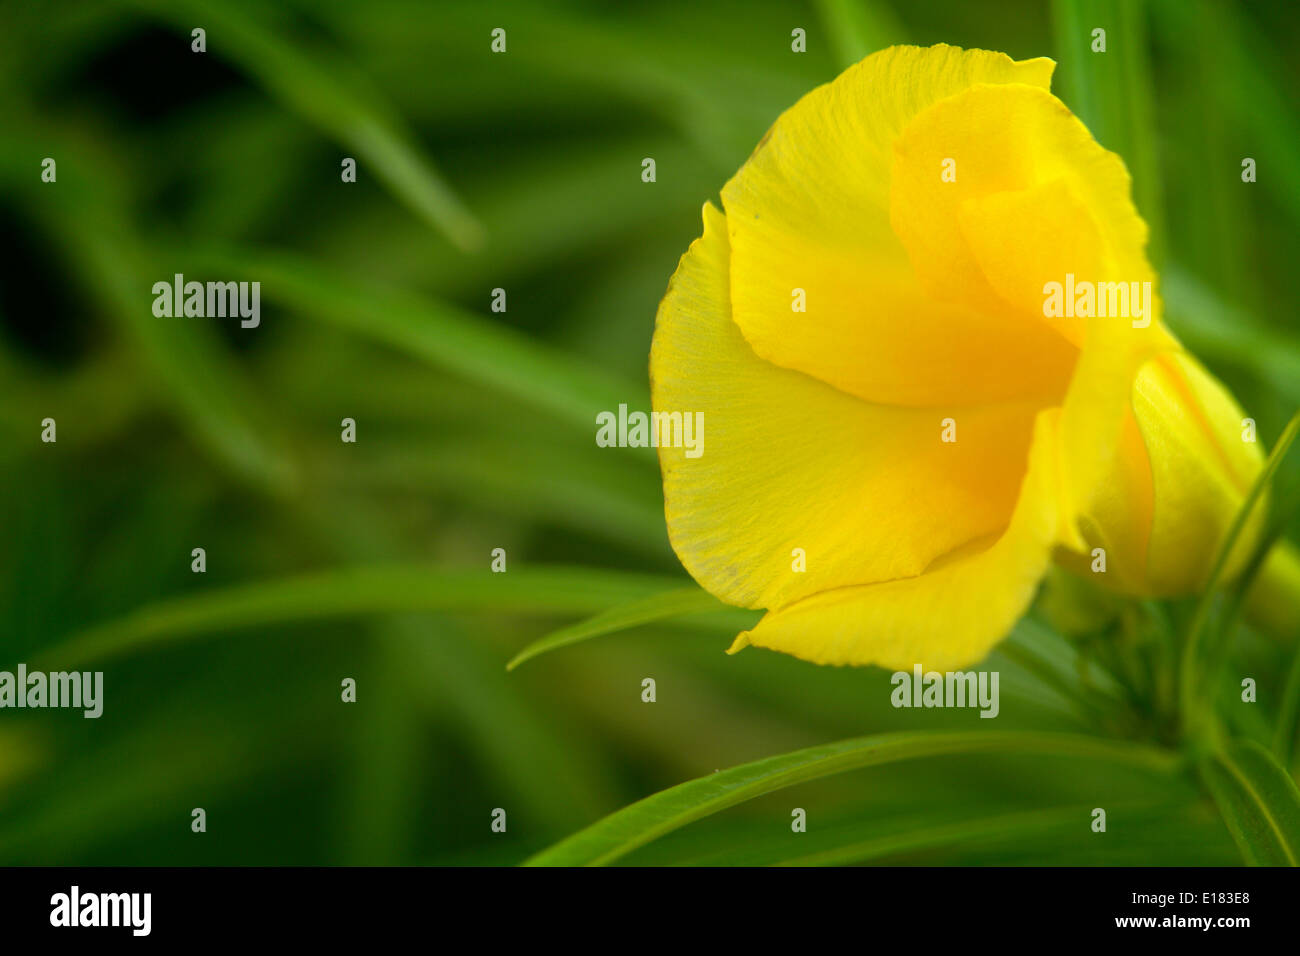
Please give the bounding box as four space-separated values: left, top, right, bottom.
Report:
1180 410 1300 733
0 728 39 799
123 0 484 250
999 614 1127 719
1051 0 1165 265
347 441 667 554
400 619 623 837
773 802 1178 867
1151 0 1300 230
187 245 650 440
0 116 295 493
35 566 692 669
1274 642 1300 764
1164 267 1300 406
507 586 754 670
75 232 298 493
811 0 907 71
523 730 1182 866
1199 739 1300 865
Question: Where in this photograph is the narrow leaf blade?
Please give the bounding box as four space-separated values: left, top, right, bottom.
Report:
524 731 1181 866
507 587 751 670
36 566 692 669
1200 739 1300 866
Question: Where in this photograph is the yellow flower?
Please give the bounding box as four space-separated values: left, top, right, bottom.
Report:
649 44 1269 670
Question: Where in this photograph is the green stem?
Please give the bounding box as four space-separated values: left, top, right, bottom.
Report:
1273 642 1300 765
1180 411 1300 739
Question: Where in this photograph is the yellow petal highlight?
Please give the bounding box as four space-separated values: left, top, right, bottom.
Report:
1055 404 1156 594
720 45 1063 407
890 82 1157 344
652 203 1041 611
1060 352 1265 595
1053 312 1173 555
886 74 1179 560
733 408 1065 671
957 177 1103 348
1130 352 1264 593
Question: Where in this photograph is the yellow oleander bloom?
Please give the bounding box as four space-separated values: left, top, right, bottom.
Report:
649 44 1265 670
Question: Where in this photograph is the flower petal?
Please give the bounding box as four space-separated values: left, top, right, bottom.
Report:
651 203 1043 611
731 407 1066 670
720 45 1066 407
890 82 1157 345
1131 352 1265 593
1060 352 1265 595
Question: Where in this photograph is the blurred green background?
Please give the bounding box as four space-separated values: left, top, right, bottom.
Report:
1 0 1298 865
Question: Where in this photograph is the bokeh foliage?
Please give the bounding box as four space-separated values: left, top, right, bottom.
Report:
1 0 1298 865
